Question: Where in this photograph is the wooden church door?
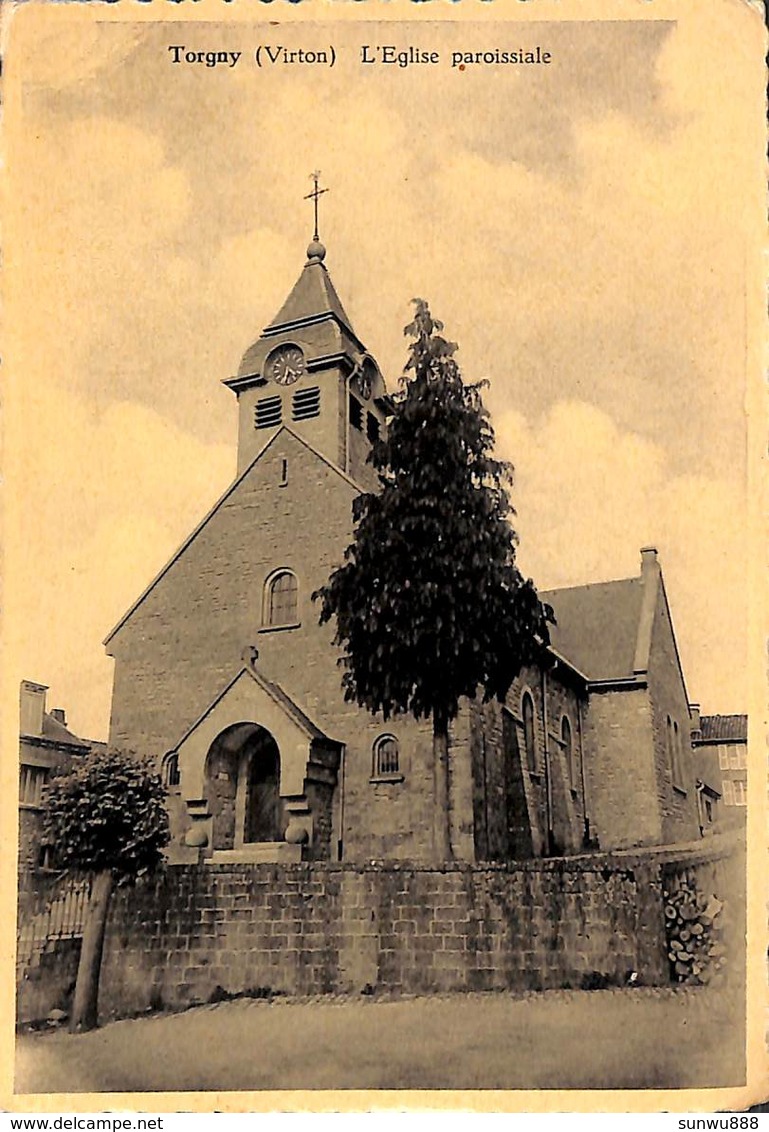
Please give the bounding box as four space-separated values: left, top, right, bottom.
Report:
244 735 284 843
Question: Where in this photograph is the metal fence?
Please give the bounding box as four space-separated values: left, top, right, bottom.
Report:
16 871 91 976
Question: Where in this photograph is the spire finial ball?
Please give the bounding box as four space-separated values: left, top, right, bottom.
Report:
307 239 326 262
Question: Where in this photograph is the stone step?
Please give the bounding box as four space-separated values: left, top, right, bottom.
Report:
210 843 302 865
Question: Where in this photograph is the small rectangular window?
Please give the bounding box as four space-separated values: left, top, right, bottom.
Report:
738 747 747 770
366 412 380 443
255 395 282 429
292 387 320 421
349 394 363 431
721 779 735 805
718 749 730 771
729 746 741 770
20 765 48 806
733 780 747 806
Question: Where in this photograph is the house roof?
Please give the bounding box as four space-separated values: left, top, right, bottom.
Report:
540 577 644 682
40 712 90 748
698 714 748 742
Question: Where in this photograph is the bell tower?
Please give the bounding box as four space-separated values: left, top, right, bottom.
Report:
224 179 390 487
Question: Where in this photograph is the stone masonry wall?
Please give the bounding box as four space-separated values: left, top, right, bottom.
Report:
582 687 660 849
18 837 743 1025
463 667 587 863
92 857 673 1023
646 588 701 845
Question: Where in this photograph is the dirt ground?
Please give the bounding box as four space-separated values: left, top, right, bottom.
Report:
15 986 744 1095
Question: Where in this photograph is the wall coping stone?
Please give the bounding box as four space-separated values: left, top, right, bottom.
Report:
144 833 741 884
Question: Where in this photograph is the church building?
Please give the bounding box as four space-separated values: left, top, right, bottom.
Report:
104 227 702 865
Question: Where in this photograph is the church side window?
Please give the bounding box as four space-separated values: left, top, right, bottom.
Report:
366 412 380 443
162 752 181 789
349 394 363 431
292 387 320 421
372 735 400 778
265 570 298 628
672 720 684 789
522 692 537 773
561 715 574 788
255 395 282 429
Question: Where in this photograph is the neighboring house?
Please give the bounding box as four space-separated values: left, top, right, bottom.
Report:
691 709 747 829
18 680 92 877
104 234 705 865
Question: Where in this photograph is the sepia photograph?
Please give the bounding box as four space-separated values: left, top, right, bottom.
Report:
3 0 765 1108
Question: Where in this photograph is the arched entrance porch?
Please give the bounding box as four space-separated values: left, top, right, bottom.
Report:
205 722 288 853
171 664 343 863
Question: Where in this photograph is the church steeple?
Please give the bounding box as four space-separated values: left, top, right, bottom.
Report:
225 211 390 484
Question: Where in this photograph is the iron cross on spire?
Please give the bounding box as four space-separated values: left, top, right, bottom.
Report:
304 171 329 242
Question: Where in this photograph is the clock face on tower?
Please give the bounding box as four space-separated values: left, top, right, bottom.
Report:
267 345 306 386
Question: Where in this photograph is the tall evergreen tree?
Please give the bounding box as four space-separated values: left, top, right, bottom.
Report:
316 300 551 859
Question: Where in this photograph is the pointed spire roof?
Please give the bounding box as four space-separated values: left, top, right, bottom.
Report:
263 242 356 339
230 239 365 386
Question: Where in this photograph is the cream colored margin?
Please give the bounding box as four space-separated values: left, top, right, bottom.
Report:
1 0 766 1115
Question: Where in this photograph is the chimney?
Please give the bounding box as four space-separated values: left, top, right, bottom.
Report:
51 708 67 726
689 702 701 739
640 546 659 577
20 680 48 737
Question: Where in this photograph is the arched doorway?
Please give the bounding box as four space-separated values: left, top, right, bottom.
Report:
204 723 287 851
243 729 285 844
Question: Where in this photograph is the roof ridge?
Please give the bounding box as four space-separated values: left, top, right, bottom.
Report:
540 575 639 596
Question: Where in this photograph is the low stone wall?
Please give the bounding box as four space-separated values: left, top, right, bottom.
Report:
97 857 671 1022
17 938 81 1025
17 835 743 1025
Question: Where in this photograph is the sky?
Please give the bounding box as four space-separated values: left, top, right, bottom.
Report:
4 3 763 741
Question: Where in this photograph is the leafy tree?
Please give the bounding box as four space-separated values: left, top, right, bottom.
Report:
42 747 169 1031
316 300 551 859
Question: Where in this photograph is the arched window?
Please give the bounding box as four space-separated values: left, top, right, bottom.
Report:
265 570 298 628
372 735 400 778
561 715 574 787
162 752 180 789
672 720 683 788
522 692 537 772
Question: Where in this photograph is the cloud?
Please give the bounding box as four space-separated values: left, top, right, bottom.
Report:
495 400 747 712
6 381 233 739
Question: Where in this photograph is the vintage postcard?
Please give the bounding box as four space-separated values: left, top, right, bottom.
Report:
1 0 766 1114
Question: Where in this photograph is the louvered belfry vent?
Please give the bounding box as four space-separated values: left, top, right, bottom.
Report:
292 387 321 421
255 395 282 429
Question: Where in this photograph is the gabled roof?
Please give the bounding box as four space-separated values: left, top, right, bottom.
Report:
104 426 363 648
171 663 340 758
698 714 748 742
540 577 644 682
246 665 328 743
